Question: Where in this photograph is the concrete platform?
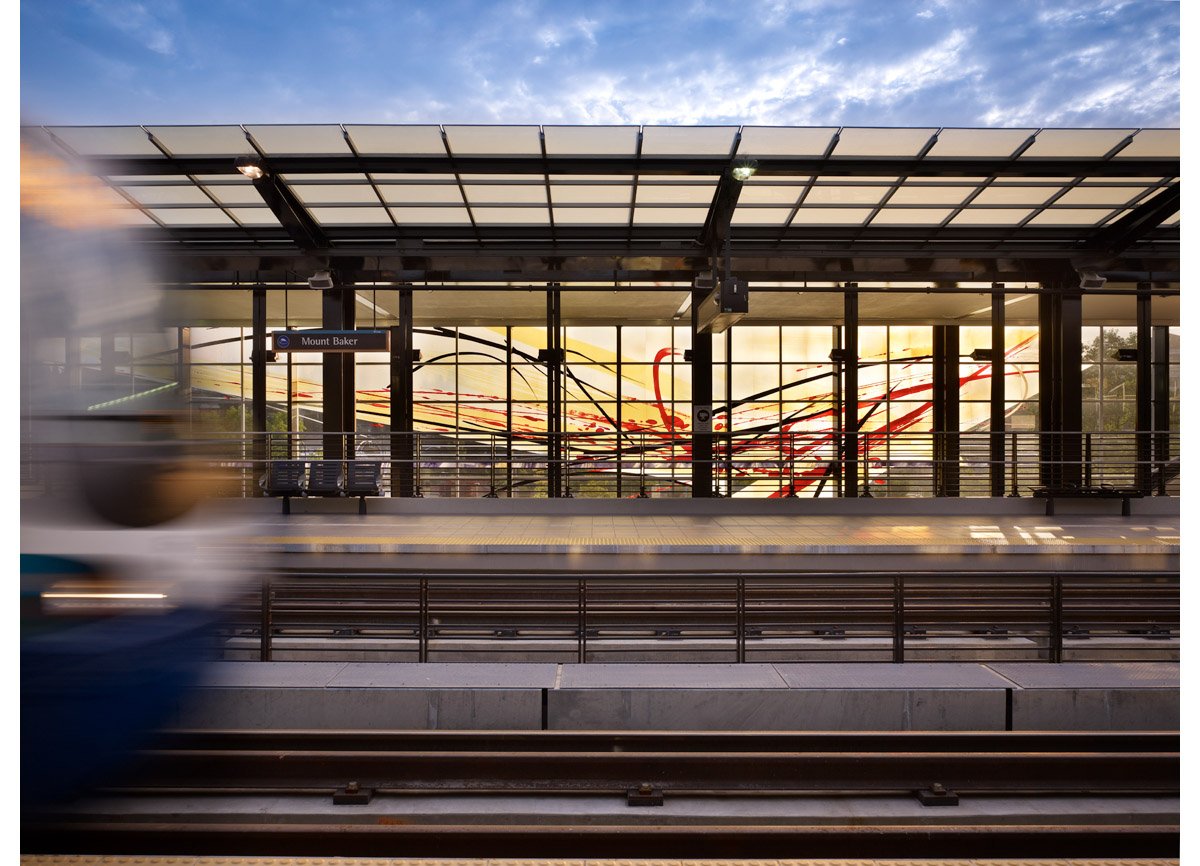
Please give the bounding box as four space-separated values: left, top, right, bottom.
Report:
167 661 1179 732
213 497 1179 572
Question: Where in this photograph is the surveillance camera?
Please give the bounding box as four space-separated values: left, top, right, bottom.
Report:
308 270 334 290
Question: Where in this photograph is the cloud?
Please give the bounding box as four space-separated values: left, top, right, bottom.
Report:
83 0 176 56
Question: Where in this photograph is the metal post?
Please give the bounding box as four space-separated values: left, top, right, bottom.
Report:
1050 575 1063 664
1010 431 1020 497
342 286 356 459
506 326 513 497
1136 283 1153 493
259 573 272 662
391 289 415 496
843 289 859 497
578 578 586 663
690 286 714 497
418 577 429 663
736 575 746 663
990 286 1006 496
638 432 649 497
546 289 562 497
1084 433 1093 487
322 286 345 461
1153 324 1170 495
892 574 905 663
251 286 268 495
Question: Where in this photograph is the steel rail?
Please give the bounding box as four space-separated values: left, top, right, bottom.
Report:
22 821 1181 858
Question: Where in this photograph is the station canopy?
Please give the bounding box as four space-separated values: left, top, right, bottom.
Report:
22 123 1180 321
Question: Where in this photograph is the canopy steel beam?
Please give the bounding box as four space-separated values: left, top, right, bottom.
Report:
86 154 1180 178
1086 184 1180 256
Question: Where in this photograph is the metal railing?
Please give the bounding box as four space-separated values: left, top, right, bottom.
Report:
222 569 1179 664
171 427 1179 499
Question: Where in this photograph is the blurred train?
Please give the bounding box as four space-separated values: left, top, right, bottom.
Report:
20 134 248 807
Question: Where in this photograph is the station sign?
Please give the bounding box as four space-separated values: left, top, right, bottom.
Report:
271 329 390 353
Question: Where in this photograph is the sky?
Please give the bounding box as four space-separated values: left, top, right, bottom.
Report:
20 0 1181 128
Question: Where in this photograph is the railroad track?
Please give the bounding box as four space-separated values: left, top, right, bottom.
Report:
24 730 1179 858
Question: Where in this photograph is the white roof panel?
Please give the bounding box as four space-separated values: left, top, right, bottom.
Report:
543 126 639 156
471 206 550 224
1054 186 1148 206
737 127 837 157
379 185 465 204
291 184 381 205
1116 129 1179 158
550 184 633 204
46 126 163 157
971 186 1057 206
924 128 1034 158
738 185 802 205
1020 129 1135 158
147 125 250 156
552 207 631 224
228 208 281 226
731 207 795 226
307 206 394 225
149 207 234 226
888 185 974 205
1026 208 1117 226
463 185 547 205
635 184 716 204
121 184 212 206
389 206 473 224
632 206 710 224
949 208 1035 225
804 186 886 205
790 207 871 225
640 126 738 156
870 207 956 225
832 127 936 157
345 125 446 155
245 125 351 156
445 125 542 155
204 184 269 206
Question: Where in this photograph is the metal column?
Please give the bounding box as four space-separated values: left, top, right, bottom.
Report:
690 286 713 498
1038 288 1083 489
990 288 1005 496
1153 323 1170 495
842 289 859 497
390 288 415 497
932 325 960 497
251 286 268 493
321 281 354 460
546 288 562 497
1135 283 1152 493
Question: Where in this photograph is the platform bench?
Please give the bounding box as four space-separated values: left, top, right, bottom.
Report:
1030 485 1144 516
259 460 307 515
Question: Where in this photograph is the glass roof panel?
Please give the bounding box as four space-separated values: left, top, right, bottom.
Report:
459 173 544 181
738 185 802 205
372 173 459 181
949 208 1035 225
869 207 956 225
1161 211 1180 225
121 184 212 206
549 174 636 182
279 173 371 182
804 186 886 205
736 127 837 156
992 176 1075 184
813 175 899 183
1115 129 1179 158
923 128 1035 158
228 208 282 226
887 185 974 205
552 207 631 224
730 207 795 225
1054 186 1148 206
832 127 937 157
291 185 381 204
245 125 352 156
46 126 163 157
463 185 547 204
149 207 235 226
471 206 550 224
193 174 253 183
108 208 159 227
389 206 473 224
203 184 266 206
543 126 639 155
632 206 711 224
444 125 542 155
789 207 871 224
307 206 394 225
379 185 465 204
746 174 811 182
971 186 1057 205
639 174 721 183
345 125 445 155
1026 208 1117 226
635 184 716 204
640 126 738 155
147 125 250 155
550 184 633 204
1019 129 1135 158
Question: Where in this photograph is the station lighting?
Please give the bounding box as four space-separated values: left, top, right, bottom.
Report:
235 155 266 179
731 158 758 182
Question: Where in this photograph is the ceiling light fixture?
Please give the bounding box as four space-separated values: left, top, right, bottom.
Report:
731 158 758 182
235 155 266 180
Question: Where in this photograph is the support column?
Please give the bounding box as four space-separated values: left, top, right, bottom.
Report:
1135 283 1152 493
251 287 268 489
342 286 356 459
390 288 415 497
989 287 1005 496
842 288 859 498
1038 288 1083 489
690 286 713 498
1152 323 1170 495
545 288 562 497
932 325 960 497
322 287 345 460
176 327 191 402
65 335 81 391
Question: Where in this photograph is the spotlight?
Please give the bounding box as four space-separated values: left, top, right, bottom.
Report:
1078 269 1106 290
235 155 266 180
731 158 758 182
308 270 335 290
